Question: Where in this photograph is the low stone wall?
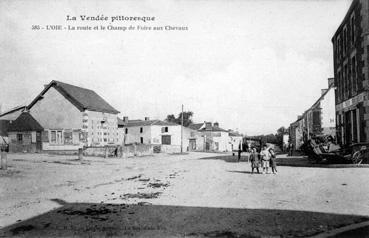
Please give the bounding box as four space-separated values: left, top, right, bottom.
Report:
161 145 181 153
84 144 154 158
9 143 37 153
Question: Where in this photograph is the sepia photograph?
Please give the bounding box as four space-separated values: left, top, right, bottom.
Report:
1 0 369 237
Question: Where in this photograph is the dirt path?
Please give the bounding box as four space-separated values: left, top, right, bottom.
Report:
1 152 369 237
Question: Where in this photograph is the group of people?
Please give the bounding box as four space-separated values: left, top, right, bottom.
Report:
249 145 278 174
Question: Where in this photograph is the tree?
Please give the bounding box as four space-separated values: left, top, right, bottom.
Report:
165 111 194 127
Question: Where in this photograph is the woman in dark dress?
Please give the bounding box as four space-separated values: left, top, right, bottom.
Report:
269 148 277 174
250 147 260 174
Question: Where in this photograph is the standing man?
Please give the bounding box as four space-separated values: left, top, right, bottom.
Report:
237 143 242 162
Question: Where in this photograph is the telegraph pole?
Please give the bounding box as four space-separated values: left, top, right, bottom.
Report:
181 104 184 153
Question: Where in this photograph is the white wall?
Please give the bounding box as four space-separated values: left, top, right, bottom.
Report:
86 110 118 146
321 88 336 131
125 125 152 144
230 136 242 151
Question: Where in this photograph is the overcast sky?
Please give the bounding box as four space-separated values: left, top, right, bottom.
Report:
0 0 352 135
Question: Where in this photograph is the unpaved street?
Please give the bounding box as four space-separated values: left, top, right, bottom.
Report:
1 152 369 237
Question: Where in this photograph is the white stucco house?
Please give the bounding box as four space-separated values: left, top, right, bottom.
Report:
229 130 243 151
189 122 231 152
123 118 204 153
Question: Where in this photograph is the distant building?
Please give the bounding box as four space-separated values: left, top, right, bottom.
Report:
189 122 231 152
305 79 336 139
289 117 304 151
7 112 43 153
8 80 120 152
228 130 243 151
289 78 336 150
0 105 26 137
123 117 204 153
332 0 369 145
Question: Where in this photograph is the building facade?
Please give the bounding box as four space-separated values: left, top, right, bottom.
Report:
289 78 336 150
189 122 231 152
332 0 369 145
123 118 204 153
24 80 120 151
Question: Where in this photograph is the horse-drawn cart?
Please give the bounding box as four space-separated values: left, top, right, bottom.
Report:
303 137 368 165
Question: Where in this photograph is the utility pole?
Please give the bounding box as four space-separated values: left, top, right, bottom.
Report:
181 104 184 153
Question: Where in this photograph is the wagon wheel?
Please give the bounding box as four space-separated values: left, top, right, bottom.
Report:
352 151 363 165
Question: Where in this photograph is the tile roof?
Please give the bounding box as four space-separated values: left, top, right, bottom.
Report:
200 126 229 132
125 120 178 127
0 105 26 121
8 112 43 132
189 122 228 132
28 80 119 114
229 131 242 137
188 123 204 130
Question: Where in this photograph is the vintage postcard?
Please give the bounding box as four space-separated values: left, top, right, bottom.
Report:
1 0 369 237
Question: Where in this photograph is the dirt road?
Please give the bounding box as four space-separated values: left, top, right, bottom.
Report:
1 152 369 237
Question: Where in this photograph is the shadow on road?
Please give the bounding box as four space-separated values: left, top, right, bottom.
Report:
227 170 260 175
199 155 249 163
1 199 368 237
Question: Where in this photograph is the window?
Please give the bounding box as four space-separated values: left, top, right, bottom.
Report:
104 138 107 142
342 65 347 100
140 127 143 133
51 131 56 143
161 127 169 133
50 130 63 144
64 131 73 145
140 137 143 143
351 14 355 45
343 27 347 55
337 36 341 60
125 128 128 134
352 56 357 93
162 135 171 145
17 134 22 142
337 70 341 102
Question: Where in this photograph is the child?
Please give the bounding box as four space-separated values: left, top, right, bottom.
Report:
269 148 278 174
260 145 271 174
250 147 260 174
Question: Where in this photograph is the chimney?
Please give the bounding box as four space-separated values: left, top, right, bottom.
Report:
144 117 150 121
297 115 302 120
321 89 328 95
123 116 129 123
328 78 334 87
214 122 219 128
205 122 212 130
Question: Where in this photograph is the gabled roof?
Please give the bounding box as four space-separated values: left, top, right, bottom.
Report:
125 120 178 127
188 122 228 132
229 131 242 137
200 126 228 132
188 123 204 130
28 80 119 114
8 112 43 132
0 105 26 120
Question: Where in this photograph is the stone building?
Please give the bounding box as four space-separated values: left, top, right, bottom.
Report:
22 80 120 151
332 0 369 145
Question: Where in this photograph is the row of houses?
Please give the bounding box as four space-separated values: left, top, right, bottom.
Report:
289 78 336 150
0 80 243 154
289 0 369 151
